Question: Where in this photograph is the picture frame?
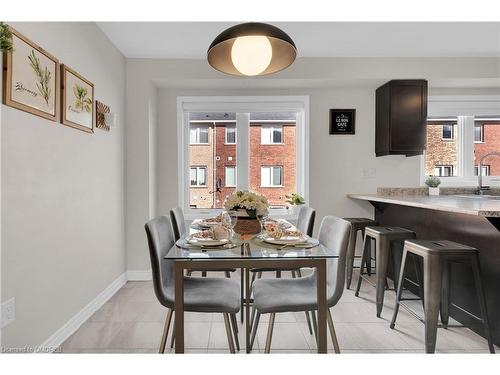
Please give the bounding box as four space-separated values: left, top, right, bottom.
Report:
61 64 94 133
2 26 59 121
329 109 356 135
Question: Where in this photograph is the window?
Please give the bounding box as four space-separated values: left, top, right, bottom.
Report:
474 124 484 143
474 165 490 176
425 121 458 177
190 125 209 144
179 97 308 217
190 166 207 186
434 165 454 177
225 125 236 144
261 166 283 187
225 166 236 187
442 124 454 140
261 125 283 144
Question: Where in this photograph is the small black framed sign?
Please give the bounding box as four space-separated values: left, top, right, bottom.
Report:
329 109 356 135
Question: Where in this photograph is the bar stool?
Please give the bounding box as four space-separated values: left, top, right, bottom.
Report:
343 218 378 289
390 239 495 354
355 226 416 317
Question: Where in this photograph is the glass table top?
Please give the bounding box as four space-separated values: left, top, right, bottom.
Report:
164 236 340 260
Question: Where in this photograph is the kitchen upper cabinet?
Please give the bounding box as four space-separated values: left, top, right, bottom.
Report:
375 79 428 157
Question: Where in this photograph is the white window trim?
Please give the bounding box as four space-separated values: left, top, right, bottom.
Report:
189 125 210 145
225 166 237 187
190 166 207 187
225 125 237 145
420 95 500 187
261 125 284 145
178 96 310 220
441 124 454 141
261 166 283 187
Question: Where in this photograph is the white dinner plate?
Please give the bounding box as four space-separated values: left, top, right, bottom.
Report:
262 235 308 245
187 238 229 247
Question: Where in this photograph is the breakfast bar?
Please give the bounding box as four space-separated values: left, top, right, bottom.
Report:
348 191 500 346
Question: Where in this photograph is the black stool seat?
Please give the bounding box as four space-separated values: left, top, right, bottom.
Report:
390 239 495 354
355 226 416 317
343 218 378 289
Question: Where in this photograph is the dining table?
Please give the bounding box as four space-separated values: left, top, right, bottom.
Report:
164 220 340 354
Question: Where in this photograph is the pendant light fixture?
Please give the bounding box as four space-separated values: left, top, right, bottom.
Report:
207 22 297 76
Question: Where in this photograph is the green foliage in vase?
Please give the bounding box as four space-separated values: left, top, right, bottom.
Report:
27 50 51 105
0 22 13 52
73 84 92 112
425 176 441 188
285 192 305 205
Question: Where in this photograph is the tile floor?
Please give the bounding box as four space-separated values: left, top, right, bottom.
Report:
61 270 498 354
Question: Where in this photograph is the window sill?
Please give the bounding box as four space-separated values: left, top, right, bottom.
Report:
261 143 284 146
260 185 284 188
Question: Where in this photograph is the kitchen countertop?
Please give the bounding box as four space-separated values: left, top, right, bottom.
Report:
348 193 500 217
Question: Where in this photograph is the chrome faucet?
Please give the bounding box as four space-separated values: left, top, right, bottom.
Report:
477 152 500 194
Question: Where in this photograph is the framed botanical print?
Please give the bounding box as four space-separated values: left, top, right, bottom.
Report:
61 65 94 133
2 26 59 121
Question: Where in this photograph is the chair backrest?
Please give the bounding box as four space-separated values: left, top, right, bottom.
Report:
296 206 316 237
145 216 175 307
170 207 187 241
317 216 352 307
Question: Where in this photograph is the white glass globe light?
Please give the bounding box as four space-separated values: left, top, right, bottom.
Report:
231 35 272 76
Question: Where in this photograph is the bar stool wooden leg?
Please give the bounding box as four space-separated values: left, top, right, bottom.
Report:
375 236 390 318
423 254 442 354
391 248 408 329
471 254 495 354
345 227 358 289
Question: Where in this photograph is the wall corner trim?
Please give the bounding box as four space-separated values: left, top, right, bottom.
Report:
126 270 153 281
39 272 127 352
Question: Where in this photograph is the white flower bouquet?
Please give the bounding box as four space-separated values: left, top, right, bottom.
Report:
224 190 269 218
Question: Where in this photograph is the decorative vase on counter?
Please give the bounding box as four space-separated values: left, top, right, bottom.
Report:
428 187 440 196
233 209 261 235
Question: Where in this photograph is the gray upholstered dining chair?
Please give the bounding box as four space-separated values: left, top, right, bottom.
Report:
250 215 351 353
145 215 241 353
249 205 316 334
170 207 236 278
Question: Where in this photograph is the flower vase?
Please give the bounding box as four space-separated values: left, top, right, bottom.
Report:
233 209 261 235
428 187 440 196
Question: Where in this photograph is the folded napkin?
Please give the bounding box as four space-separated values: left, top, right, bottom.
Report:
264 222 303 239
190 224 231 240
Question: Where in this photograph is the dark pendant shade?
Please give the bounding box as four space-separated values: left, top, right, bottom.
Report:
207 22 297 76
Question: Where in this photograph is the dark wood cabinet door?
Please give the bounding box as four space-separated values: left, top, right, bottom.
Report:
390 81 427 153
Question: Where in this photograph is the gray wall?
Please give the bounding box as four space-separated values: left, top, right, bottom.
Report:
1 22 126 348
126 57 500 273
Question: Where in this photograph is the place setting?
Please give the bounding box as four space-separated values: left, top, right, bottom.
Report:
253 220 320 250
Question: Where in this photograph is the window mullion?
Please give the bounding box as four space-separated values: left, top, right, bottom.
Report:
236 113 249 191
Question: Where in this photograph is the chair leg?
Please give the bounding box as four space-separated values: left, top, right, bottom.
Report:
250 311 260 351
412 254 425 311
390 249 408 329
159 308 173 353
345 227 358 289
264 313 276 354
225 271 231 278
375 237 390 318
311 310 318 344
187 270 192 276
230 313 240 352
355 235 370 297
366 238 373 276
327 309 340 353
292 269 312 334
223 313 236 353
471 254 495 354
423 254 442 354
440 261 450 328
170 312 176 348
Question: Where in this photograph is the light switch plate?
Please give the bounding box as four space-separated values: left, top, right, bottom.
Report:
1 298 15 328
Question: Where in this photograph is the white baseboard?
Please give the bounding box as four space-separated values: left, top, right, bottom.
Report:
126 270 152 281
40 272 127 352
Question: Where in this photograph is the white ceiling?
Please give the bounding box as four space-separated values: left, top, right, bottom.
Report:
97 22 500 59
